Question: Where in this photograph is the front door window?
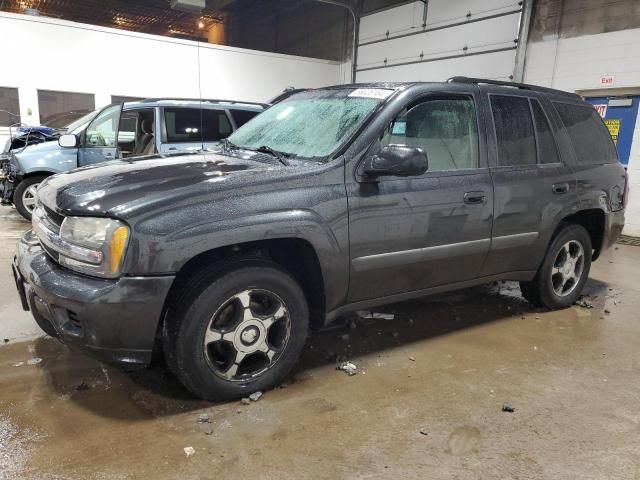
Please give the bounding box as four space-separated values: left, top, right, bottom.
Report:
84 104 121 148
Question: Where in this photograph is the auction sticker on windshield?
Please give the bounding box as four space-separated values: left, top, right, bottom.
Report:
348 88 394 99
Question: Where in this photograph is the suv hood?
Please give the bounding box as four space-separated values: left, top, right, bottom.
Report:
37 152 289 218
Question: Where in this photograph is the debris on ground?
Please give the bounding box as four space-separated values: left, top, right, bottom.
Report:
184 446 195 457
357 311 395 321
574 298 594 309
502 403 515 413
604 309 611 315
240 398 251 405
75 381 90 391
392 331 399 338
27 357 42 365
13 362 24 367
3 338 9 343
409 356 415 362
197 413 210 423
339 333 350 342
418 428 428 436
249 391 263 402
336 361 358 376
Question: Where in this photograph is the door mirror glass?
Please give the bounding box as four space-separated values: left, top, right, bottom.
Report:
58 134 78 148
364 145 428 178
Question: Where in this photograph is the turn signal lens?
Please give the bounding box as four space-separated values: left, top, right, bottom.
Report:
108 225 129 274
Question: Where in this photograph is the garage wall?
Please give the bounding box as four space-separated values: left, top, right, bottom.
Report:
0 11 341 144
356 0 523 83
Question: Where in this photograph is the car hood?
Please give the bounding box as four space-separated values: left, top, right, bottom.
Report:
37 151 291 218
12 138 64 160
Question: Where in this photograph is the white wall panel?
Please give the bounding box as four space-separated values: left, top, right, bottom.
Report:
357 49 516 83
360 0 521 44
0 12 341 143
358 14 519 71
356 0 521 83
359 2 425 43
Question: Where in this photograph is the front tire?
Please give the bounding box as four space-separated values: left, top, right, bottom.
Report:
520 223 592 309
14 175 48 221
165 259 309 401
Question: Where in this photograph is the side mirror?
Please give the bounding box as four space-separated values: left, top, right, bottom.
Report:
363 145 428 178
58 134 78 148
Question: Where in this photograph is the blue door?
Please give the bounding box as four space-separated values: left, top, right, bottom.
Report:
586 96 639 166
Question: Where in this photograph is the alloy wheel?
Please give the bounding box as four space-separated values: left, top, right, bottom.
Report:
551 240 585 297
22 184 39 212
203 289 291 382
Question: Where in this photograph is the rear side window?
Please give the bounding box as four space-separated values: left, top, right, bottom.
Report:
231 109 260 128
490 95 537 166
554 102 618 164
164 108 201 143
531 100 560 164
202 110 232 141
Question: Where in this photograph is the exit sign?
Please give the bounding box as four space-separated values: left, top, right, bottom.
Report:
600 75 615 86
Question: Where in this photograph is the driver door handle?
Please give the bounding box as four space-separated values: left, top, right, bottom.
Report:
552 182 570 194
463 191 486 205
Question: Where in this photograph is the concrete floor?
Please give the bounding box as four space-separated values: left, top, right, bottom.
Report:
1 206 639 480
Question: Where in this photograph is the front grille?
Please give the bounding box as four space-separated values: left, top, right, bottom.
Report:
43 204 64 228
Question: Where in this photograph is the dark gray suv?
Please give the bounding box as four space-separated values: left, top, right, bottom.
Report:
13 78 627 401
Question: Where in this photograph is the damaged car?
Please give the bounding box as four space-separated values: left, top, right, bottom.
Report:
1 99 266 219
13 79 627 401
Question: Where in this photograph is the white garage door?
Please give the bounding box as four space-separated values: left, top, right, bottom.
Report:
356 0 525 83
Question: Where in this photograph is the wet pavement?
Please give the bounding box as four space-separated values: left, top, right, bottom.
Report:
1 206 640 479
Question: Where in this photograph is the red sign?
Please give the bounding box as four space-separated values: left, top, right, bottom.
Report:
593 104 608 117
600 75 615 86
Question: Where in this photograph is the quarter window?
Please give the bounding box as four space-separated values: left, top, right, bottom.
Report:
381 96 479 171
554 102 619 164
531 100 560 164
491 95 537 166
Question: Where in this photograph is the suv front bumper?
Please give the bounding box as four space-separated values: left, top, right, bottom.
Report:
13 230 175 366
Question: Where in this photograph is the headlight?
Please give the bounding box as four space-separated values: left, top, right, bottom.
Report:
58 216 130 278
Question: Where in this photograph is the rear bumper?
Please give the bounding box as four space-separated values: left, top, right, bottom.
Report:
602 209 625 252
14 230 175 366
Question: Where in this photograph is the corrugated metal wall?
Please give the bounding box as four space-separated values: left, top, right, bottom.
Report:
355 0 524 82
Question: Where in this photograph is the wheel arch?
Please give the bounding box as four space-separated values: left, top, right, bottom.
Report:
158 237 327 346
554 208 605 260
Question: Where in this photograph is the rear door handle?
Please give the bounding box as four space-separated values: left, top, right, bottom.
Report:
463 191 486 205
552 182 570 194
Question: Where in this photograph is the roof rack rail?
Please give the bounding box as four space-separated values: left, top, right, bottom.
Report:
446 76 580 98
137 97 269 107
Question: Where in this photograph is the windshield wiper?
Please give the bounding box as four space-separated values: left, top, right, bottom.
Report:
256 145 290 166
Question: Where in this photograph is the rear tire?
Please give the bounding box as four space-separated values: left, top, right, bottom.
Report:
14 175 48 221
520 223 592 309
164 259 309 401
